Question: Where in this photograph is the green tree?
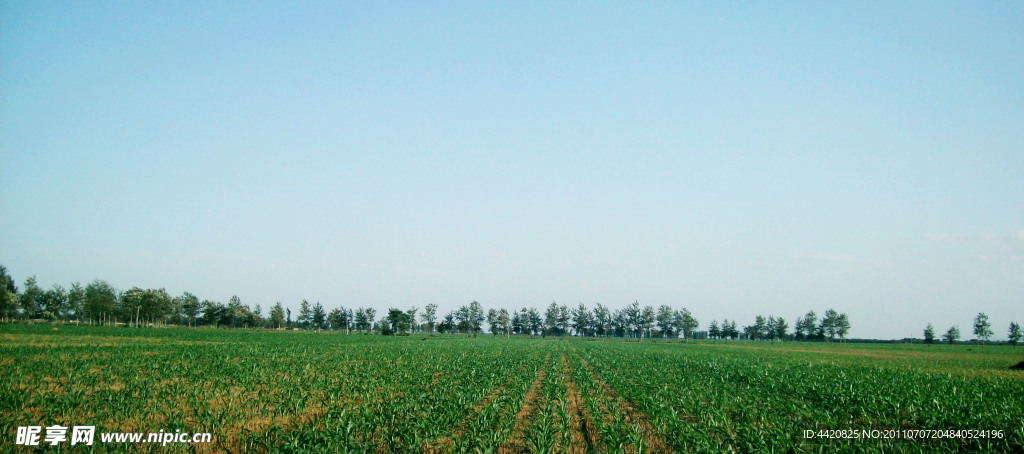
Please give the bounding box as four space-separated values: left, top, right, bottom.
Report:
42 284 67 321
593 303 610 337
942 325 960 344
923 323 936 344
298 300 311 329
796 311 817 341
708 320 720 339
0 265 18 321
498 308 511 338
640 305 656 341
973 312 993 344
20 276 43 319
269 302 286 329
1008 322 1021 347
821 309 840 341
656 305 675 338
572 303 591 337
422 303 437 335
312 302 326 331
836 313 850 341
67 282 84 323
84 280 117 325
678 308 698 341
180 292 200 327
406 307 418 333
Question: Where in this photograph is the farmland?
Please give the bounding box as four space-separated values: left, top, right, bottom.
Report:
2 325 1023 453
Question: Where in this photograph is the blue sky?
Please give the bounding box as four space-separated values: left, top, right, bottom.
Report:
2 1 1022 339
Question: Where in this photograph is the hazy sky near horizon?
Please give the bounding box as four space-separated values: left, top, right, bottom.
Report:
2 2 1022 339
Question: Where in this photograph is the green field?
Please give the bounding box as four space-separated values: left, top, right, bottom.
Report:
2 325 1022 453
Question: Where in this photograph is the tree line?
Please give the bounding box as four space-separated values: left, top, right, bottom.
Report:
922 313 1022 346
6 264 1016 344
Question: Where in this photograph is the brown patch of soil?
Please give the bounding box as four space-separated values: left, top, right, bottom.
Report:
578 356 669 453
563 354 599 454
498 354 552 454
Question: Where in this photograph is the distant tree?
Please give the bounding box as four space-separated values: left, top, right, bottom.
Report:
640 305 656 341
1008 322 1021 347
678 308 698 341
82 280 117 325
795 311 817 341
67 282 84 323
312 302 326 331
422 304 438 335
973 313 993 344
180 292 200 327
406 307 418 334
42 284 67 321
656 305 675 338
836 313 850 342
365 308 376 333
0 266 18 321
572 303 591 337
384 308 407 335
487 308 499 336
498 308 511 338
468 301 484 336
20 276 43 319
269 302 286 329
753 315 767 340
942 325 960 344
298 300 312 329
821 309 840 341
556 304 570 334
327 308 342 330
439 311 456 334
923 323 936 344
725 320 739 340
201 300 223 327
773 316 788 341
593 303 610 337
708 320 720 339
286 308 292 328
624 302 642 339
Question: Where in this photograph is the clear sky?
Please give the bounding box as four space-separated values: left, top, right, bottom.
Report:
2 1 1022 339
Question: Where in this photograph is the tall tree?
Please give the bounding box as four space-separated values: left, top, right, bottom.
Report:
923 323 936 344
298 300 312 329
487 308 499 336
269 302 285 329
796 311 817 341
678 308 698 341
42 284 67 321
773 316 788 341
67 282 84 323
422 303 438 335
180 292 200 327
312 302 326 331
406 307 418 333
640 305 656 341
1008 322 1021 347
498 308 511 338
572 303 591 337
593 303 610 337
821 309 840 341
656 305 675 338
20 276 43 319
84 280 117 325
708 320 720 340
942 325 960 344
0 265 17 321
973 312 993 344
468 301 484 336
836 313 850 342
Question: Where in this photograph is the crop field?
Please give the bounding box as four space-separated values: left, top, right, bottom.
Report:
2 325 1023 453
